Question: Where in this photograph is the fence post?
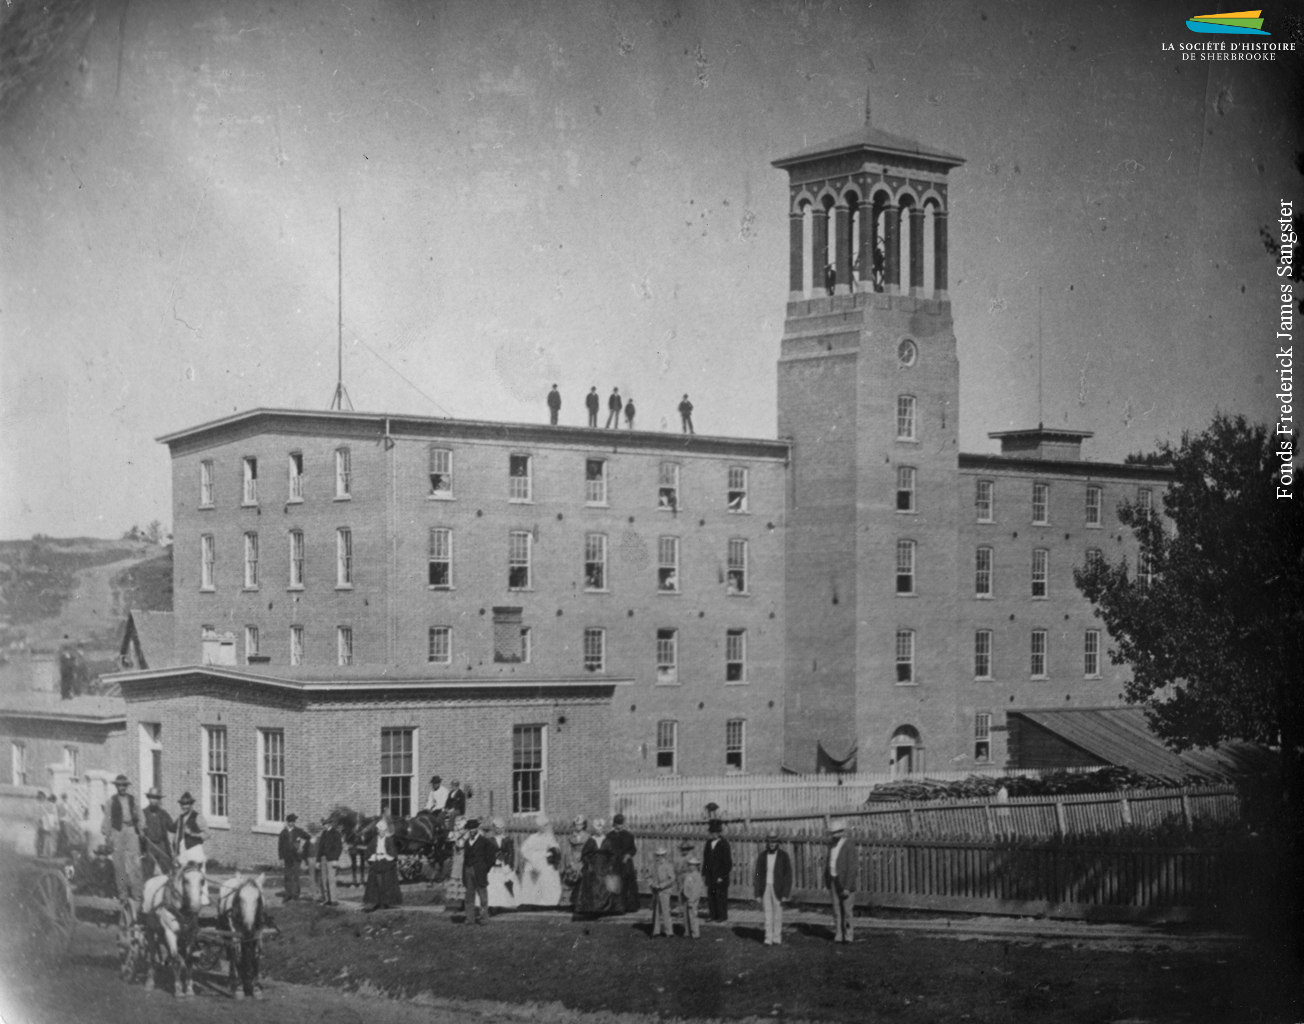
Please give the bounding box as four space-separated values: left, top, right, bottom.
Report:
1119 795 1132 826
1054 800 1067 837
984 802 995 839
907 806 916 836
1180 794 1191 827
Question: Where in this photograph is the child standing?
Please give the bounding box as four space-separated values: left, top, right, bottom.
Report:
648 847 675 937
678 853 706 939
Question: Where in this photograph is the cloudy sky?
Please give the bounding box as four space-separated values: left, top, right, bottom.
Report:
1 0 1300 538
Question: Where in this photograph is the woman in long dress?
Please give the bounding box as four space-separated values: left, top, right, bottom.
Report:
363 815 402 911
518 815 563 907
486 818 519 910
573 816 619 918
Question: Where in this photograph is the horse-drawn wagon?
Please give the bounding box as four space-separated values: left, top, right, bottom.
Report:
0 852 77 960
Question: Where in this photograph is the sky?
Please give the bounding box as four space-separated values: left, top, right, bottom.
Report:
1 0 1300 538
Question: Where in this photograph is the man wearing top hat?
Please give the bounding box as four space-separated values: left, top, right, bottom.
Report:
278 813 311 901
824 819 858 943
174 791 212 904
101 774 143 904
140 787 175 877
753 829 793 946
702 817 733 922
461 818 497 924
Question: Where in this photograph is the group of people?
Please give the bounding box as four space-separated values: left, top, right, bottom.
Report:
546 385 696 434
100 774 213 908
33 790 78 859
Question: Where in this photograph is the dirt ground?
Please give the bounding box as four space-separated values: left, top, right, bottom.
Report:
0 894 1300 1024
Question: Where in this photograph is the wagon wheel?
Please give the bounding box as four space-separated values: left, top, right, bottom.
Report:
397 854 424 883
33 869 76 958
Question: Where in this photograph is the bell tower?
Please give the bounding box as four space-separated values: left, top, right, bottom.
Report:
775 121 966 774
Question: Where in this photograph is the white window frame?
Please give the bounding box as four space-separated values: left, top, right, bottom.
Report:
139 724 162 795
1138 487 1153 516
727 466 748 513
1032 482 1049 525
200 459 214 507
290 625 304 666
258 728 286 826
243 531 259 589
1085 485 1102 527
379 727 416 819
658 462 680 511
655 720 678 774
11 742 26 786
1031 629 1048 679
511 724 547 815
585 458 608 506
657 536 680 593
896 395 917 441
975 546 992 598
508 531 532 591
335 447 352 499
336 527 353 588
584 533 608 592
1031 548 1048 598
725 719 745 772
62 745 78 778
509 453 533 502
725 628 747 683
520 626 532 664
896 465 916 513
200 534 215 591
288 452 304 503
895 628 915 684
1084 629 1102 678
429 447 453 498
974 713 992 762
289 529 305 589
244 625 260 664
726 538 748 595
974 629 993 680
242 456 258 506
202 725 229 824
656 628 678 685
976 479 994 523
428 626 452 665
428 528 452 589
896 539 916 595
582 627 605 673
337 626 353 666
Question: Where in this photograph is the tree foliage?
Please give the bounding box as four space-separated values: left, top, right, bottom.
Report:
1074 414 1303 773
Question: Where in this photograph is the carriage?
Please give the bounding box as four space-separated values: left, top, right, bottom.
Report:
0 853 78 960
336 806 453 884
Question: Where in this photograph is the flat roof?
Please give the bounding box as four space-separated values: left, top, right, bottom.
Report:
157 408 791 462
959 452 1174 480
0 692 126 725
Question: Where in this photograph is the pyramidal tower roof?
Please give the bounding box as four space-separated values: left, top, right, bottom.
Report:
772 124 965 170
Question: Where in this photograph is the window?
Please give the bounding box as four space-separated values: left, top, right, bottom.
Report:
428 626 451 664
509 454 532 502
1086 485 1102 527
656 628 678 684
200 534 215 590
975 546 993 597
1031 629 1048 678
336 528 353 587
1031 548 1048 598
259 729 285 824
140 724 162 794
974 630 993 679
289 530 305 588
976 479 994 522
656 720 677 772
200 460 214 507
429 447 452 497
63 745 78 778
727 466 748 512
974 713 992 762
896 540 916 595
428 528 452 588
203 726 228 820
379 728 414 818
896 466 916 512
520 626 532 664
1137 550 1153 592
244 625 260 664
512 725 546 814
896 395 917 440
585 459 607 505
1084 629 1101 677
288 453 304 502
201 626 235 665
1138 487 1153 516
725 628 746 682
726 719 745 771
492 607 524 663
243 456 258 505
337 626 353 666
1032 482 1049 525
726 539 748 594
1086 548 1104 570
895 629 915 683
508 531 532 590
10 742 26 786
584 533 607 591
335 448 351 499
243 532 259 589
290 625 304 666
582 627 605 673
658 462 680 510
657 536 680 592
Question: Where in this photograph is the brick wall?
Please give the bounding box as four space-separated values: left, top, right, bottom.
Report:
0 719 126 787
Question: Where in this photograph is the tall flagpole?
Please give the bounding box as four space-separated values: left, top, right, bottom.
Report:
330 206 353 411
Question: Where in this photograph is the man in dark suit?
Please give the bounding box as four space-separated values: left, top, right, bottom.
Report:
752 829 793 946
547 385 562 425
445 780 467 819
461 819 497 924
278 813 310 902
585 387 600 427
823 818 858 942
605 388 622 429
702 818 732 922
317 817 344 905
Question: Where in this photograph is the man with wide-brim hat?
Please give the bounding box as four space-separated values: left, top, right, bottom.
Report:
753 828 793 946
100 774 143 904
174 791 211 904
824 819 858 943
140 786 175 877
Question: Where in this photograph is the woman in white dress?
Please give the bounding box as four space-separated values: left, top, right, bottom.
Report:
486 818 519 910
517 815 563 907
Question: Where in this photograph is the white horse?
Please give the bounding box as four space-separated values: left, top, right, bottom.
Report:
140 860 204 997
216 873 272 1000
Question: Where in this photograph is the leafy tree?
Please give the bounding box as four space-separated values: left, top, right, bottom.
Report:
1074 414 1303 798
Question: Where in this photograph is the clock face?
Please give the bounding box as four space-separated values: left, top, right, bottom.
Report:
897 339 918 366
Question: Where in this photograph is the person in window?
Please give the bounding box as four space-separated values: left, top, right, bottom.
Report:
585 387 600 428
607 813 640 913
605 388 623 429
623 395 636 430
140 787 174 877
101 774 143 907
277 812 310 902
678 395 695 434
546 384 562 426
363 814 402 911
174 791 212 905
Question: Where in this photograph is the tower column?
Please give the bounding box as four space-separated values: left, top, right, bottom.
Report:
909 206 926 294
812 206 830 295
933 209 949 297
789 212 805 300
834 203 852 296
883 205 900 294
857 205 874 293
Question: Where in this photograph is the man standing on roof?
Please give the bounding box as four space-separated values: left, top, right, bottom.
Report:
585 386 600 428
678 395 695 434
605 388 623 429
101 774 143 905
547 384 562 425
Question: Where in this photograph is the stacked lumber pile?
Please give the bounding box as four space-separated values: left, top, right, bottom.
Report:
863 767 1211 804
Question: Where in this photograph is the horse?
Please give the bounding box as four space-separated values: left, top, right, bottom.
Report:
216 873 273 1000
140 860 204 998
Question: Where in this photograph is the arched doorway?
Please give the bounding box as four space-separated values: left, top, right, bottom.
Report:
889 725 922 776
